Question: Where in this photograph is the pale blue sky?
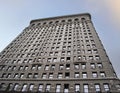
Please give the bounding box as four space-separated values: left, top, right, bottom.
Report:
0 0 120 77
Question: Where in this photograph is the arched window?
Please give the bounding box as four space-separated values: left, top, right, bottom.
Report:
29 84 34 91
81 18 85 21
38 84 43 92
22 84 27 92
49 21 53 24
37 23 41 26
74 18 79 21
31 24 35 27
0 83 6 90
68 19 72 22
14 83 19 91
6 83 13 91
43 22 46 25
55 21 59 23
61 20 65 23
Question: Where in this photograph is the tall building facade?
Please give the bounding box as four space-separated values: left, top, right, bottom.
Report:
0 13 120 93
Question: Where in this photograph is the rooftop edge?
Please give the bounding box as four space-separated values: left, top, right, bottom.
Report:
30 13 91 24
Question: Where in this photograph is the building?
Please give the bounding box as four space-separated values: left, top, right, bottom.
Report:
0 13 120 93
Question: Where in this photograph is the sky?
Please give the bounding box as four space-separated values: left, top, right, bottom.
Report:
0 0 120 78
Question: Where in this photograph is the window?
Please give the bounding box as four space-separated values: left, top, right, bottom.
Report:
27 73 32 78
46 84 51 92
87 50 92 54
53 58 57 62
74 64 79 69
83 84 89 93
58 73 62 79
77 50 81 54
32 65 36 70
55 52 58 56
33 73 38 78
37 65 41 70
28 59 32 63
19 66 23 70
56 84 61 92
61 57 65 62
56 47 59 50
75 84 80 92
62 51 65 55
38 84 43 92
0 83 6 90
55 21 59 23
23 59 27 63
40 52 44 56
92 44 96 48
7 66 11 71
51 47 55 50
37 58 42 62
83 56 86 60
59 64 64 70
78 56 81 60
75 72 80 78
103 83 110 91
17 59 22 64
67 57 70 62
100 72 106 77
68 41 71 45
62 46 66 50
67 51 71 55
65 72 70 78
22 84 27 92
86 45 90 48
92 72 97 78
89 56 93 60
95 55 100 60
82 72 87 78
20 73 24 78
14 73 19 78
29 84 34 91
91 63 95 69
49 52 53 56
93 49 98 54
0 66 5 71
14 84 19 91
24 66 28 70
62 20 65 22
51 65 55 70
95 84 101 92
64 84 69 93
81 63 86 69
7 83 13 91
98 63 103 68
13 60 17 64
74 18 79 21
42 73 47 79
68 46 71 50
1 73 6 78
66 64 70 70
12 66 16 71
116 84 120 89
7 73 11 78
49 73 53 79
45 65 49 70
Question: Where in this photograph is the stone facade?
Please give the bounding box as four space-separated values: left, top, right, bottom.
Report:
0 13 120 93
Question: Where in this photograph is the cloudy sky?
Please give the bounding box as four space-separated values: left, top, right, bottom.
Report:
0 0 120 77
